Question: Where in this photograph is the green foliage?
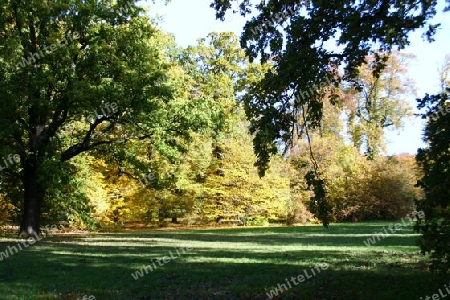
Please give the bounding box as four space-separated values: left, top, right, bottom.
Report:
40 156 97 229
211 0 440 176
416 87 450 273
209 0 444 227
0 1 432 234
305 170 331 227
50 31 291 229
0 1 221 233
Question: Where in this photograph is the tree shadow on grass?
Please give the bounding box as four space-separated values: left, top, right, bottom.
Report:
0 225 441 300
0 245 444 300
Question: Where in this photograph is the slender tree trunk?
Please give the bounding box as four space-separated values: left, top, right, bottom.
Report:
19 160 45 238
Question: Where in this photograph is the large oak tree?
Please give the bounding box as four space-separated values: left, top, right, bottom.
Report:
0 0 204 237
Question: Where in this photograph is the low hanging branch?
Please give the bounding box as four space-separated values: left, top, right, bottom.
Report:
301 105 332 227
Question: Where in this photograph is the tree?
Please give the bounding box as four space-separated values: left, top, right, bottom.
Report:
74 32 276 228
172 32 280 224
179 32 250 138
210 0 445 225
0 1 205 237
345 51 415 159
415 56 450 273
211 0 443 174
199 116 291 225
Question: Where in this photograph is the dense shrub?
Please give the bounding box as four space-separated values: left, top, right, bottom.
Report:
290 135 421 222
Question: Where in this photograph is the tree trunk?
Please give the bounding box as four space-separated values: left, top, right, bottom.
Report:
158 208 166 227
19 161 45 238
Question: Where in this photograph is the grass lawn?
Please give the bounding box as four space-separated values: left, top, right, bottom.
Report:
0 222 447 299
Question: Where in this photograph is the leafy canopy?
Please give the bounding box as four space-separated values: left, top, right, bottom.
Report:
211 0 446 174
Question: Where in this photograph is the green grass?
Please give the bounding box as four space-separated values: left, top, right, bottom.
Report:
0 222 447 299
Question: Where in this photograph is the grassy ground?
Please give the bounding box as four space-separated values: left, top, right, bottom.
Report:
0 222 447 299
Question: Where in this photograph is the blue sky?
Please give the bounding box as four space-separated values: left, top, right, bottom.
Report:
145 0 450 155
